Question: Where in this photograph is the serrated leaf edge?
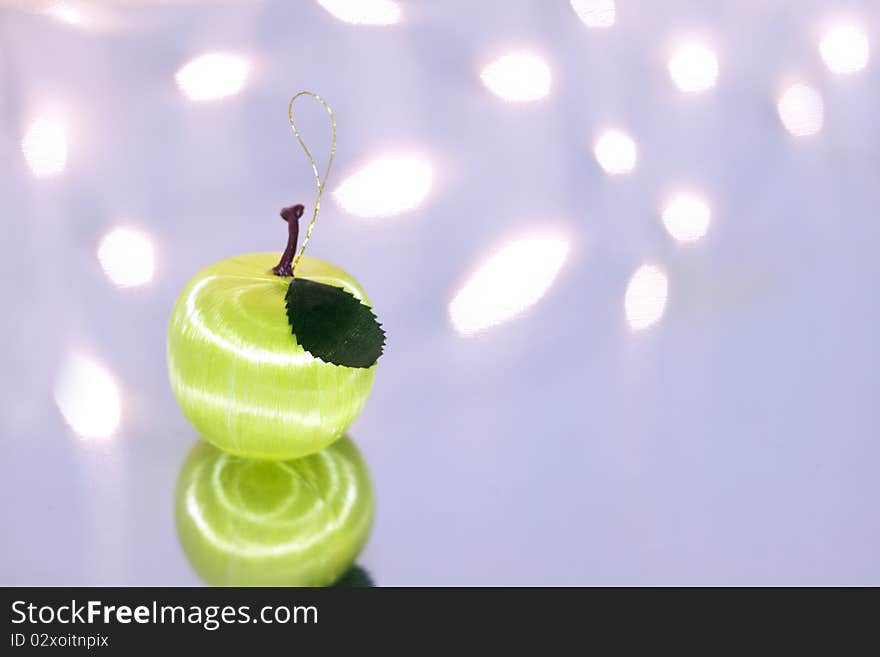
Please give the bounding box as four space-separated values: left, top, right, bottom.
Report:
284 277 386 369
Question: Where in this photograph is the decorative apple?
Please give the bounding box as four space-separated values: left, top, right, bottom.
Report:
175 436 374 587
167 243 380 459
168 93 384 460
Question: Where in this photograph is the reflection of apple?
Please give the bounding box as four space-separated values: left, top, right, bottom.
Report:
175 436 374 587
167 253 376 460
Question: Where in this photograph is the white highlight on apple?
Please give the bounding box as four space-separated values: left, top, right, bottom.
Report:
777 83 824 137
662 194 711 243
820 24 869 75
316 0 401 25
594 129 637 175
54 353 122 439
334 154 432 218
21 117 67 178
449 233 570 335
175 53 249 102
625 264 668 331
97 227 156 287
480 52 552 102
185 276 316 368
570 0 616 28
668 43 718 92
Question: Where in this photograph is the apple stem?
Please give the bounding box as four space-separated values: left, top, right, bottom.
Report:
272 204 305 277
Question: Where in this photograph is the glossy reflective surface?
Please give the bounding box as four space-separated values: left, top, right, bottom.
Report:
3 1 880 585
176 437 374 586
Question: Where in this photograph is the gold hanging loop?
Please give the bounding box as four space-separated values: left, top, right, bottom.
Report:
287 91 336 273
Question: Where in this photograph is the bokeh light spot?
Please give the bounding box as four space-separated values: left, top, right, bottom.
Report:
449 233 570 335
97 227 156 287
334 154 432 218
54 353 122 439
316 0 401 25
777 83 824 137
22 117 67 178
175 53 249 102
570 0 616 28
662 194 711 243
44 3 86 26
668 43 719 92
625 264 668 331
594 129 637 175
480 52 552 102
820 24 869 75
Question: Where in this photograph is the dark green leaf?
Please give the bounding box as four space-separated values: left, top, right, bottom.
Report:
285 277 385 368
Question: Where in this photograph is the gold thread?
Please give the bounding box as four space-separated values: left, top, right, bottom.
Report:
287 91 336 274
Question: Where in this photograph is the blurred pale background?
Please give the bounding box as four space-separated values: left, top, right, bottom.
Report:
1 0 879 585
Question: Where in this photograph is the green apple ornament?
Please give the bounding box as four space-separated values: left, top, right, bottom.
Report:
175 436 375 587
167 92 385 460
